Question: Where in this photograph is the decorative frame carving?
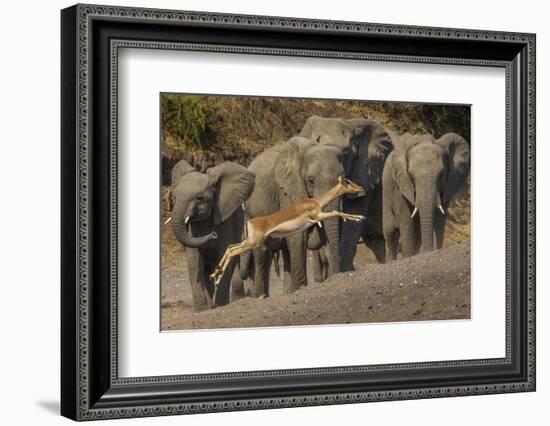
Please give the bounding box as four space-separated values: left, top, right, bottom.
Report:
61 4 535 420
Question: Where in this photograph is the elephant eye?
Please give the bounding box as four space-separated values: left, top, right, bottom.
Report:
307 176 314 185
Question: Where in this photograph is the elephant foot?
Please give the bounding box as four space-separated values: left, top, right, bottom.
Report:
193 303 211 313
284 282 306 294
249 289 267 298
341 264 356 272
312 266 325 283
230 285 245 302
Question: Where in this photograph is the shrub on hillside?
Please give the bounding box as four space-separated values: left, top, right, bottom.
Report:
161 95 207 158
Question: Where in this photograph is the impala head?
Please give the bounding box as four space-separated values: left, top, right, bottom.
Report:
336 176 363 196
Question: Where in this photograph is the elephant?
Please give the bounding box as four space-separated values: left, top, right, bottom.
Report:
170 159 255 311
382 132 470 259
242 136 345 296
300 116 395 274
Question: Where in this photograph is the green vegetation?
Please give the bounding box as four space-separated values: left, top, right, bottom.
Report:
161 95 207 157
160 94 470 173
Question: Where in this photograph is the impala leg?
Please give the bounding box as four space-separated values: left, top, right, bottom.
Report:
216 242 243 273
211 245 240 283
212 245 250 284
216 248 239 280
221 242 253 271
317 210 365 223
211 241 255 284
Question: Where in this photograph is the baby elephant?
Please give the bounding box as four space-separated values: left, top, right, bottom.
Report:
169 159 255 311
382 132 470 259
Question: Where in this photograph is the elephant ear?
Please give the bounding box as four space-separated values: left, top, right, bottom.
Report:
365 123 394 189
392 133 416 205
299 115 323 139
171 159 196 191
437 132 470 204
206 162 255 225
274 137 312 201
345 121 371 191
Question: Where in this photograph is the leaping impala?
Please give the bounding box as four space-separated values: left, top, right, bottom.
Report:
210 176 366 285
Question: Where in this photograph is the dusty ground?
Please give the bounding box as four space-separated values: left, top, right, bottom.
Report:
161 241 470 331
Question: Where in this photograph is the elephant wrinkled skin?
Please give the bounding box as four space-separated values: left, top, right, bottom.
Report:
382 132 470 259
300 116 395 274
242 136 345 296
170 160 255 311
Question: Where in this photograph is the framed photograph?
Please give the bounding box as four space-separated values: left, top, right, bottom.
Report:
61 4 536 421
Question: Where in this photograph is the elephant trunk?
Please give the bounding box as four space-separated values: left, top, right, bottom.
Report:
171 201 216 248
323 198 341 276
416 178 436 253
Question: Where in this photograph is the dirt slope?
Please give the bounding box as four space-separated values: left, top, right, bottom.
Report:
161 242 470 331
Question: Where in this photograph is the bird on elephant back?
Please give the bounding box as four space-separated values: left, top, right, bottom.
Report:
299 115 396 277
169 159 255 311
241 136 346 297
382 132 470 259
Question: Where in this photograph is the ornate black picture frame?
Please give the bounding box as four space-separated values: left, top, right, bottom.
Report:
61 4 536 421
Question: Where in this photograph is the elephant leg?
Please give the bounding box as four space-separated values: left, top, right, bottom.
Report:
282 234 307 293
281 246 293 293
185 249 213 312
384 228 399 262
364 234 386 264
383 212 398 262
250 246 270 298
434 212 447 249
308 227 327 282
213 258 234 307
311 250 328 282
399 217 418 258
230 261 245 302
341 220 363 271
317 249 330 281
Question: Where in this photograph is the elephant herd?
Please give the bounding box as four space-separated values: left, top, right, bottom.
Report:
168 115 470 312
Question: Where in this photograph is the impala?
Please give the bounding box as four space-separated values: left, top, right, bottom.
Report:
210 176 366 285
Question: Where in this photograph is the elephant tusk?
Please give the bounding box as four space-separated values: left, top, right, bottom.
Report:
411 207 418 218
184 216 190 225
163 217 172 225
317 221 323 229
438 204 445 214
